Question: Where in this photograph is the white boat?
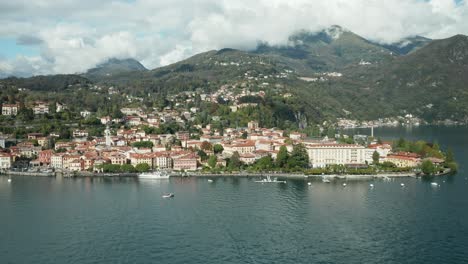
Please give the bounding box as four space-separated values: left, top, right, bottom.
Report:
322 178 331 183
342 183 347 187
369 183 374 188
255 176 286 183
7 178 11 183
431 182 439 187
400 183 405 187
138 170 170 179
162 193 174 198
208 179 214 183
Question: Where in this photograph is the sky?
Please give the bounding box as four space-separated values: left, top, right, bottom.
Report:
0 0 467 77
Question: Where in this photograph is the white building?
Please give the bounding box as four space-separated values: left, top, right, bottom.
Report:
0 153 12 169
33 102 49 115
306 144 373 168
51 154 64 169
80 110 92 118
1 103 19 116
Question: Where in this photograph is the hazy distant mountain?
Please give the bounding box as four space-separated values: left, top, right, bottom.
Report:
84 58 147 79
379 36 432 55
368 34 468 121
253 25 395 75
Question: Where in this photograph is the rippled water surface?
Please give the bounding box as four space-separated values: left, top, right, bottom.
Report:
1 126 468 264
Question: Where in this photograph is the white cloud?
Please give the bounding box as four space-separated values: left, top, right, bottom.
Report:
1 0 468 77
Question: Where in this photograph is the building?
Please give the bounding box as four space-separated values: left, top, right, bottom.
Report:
51 154 64 169
38 150 53 165
73 130 89 138
100 116 111 125
68 159 83 171
239 153 256 164
120 107 142 116
0 153 12 170
37 137 52 149
56 102 67 113
33 101 49 115
81 110 92 118
368 143 392 158
248 120 259 131
109 154 127 165
306 144 373 168
153 153 173 169
289 132 306 140
173 154 198 171
228 141 256 155
385 152 421 168
1 103 19 116
130 153 153 168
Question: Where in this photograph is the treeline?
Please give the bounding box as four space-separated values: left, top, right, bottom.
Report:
97 163 150 173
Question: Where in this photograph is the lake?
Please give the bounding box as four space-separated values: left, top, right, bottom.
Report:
1 126 468 264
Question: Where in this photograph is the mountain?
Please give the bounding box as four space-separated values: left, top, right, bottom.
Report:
84 58 147 79
2 27 468 125
254 25 395 75
0 74 91 92
379 36 432 55
44 30 468 123
367 34 468 122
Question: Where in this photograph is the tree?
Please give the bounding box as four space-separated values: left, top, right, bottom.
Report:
421 160 436 175
326 127 336 139
197 149 208 161
445 148 455 163
228 151 242 169
288 144 309 170
208 155 217 168
372 151 380 165
200 141 213 151
121 164 136 173
254 155 274 171
276 145 289 168
132 141 154 148
241 132 248 139
213 144 224 154
135 163 151 173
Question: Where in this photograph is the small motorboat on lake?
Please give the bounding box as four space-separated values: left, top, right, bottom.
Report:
255 176 286 184
162 193 174 198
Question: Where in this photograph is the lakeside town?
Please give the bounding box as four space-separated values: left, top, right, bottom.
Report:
0 99 455 177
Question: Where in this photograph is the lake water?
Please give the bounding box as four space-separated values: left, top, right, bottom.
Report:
1 126 468 264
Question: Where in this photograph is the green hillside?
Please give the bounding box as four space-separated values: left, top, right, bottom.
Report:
2 28 468 127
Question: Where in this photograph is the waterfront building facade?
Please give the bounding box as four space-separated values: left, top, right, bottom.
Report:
306 144 373 168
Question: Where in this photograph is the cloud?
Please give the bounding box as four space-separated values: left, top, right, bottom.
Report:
1 0 468 77
16 35 44 46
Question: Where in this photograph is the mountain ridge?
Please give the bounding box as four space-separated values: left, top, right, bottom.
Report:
2 28 468 125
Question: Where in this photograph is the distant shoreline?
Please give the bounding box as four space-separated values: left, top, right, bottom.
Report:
1 169 452 179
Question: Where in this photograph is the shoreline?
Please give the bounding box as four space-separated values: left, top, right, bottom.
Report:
1 169 452 179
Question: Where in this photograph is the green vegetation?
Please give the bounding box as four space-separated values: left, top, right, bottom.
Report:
135 163 151 173
98 164 136 173
132 141 154 148
393 138 444 159
372 151 380 164
421 160 437 175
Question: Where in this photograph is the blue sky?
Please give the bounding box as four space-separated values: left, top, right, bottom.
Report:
1 0 467 77
0 38 40 59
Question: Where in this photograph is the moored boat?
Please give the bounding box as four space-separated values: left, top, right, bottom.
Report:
138 170 170 179
254 176 286 183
